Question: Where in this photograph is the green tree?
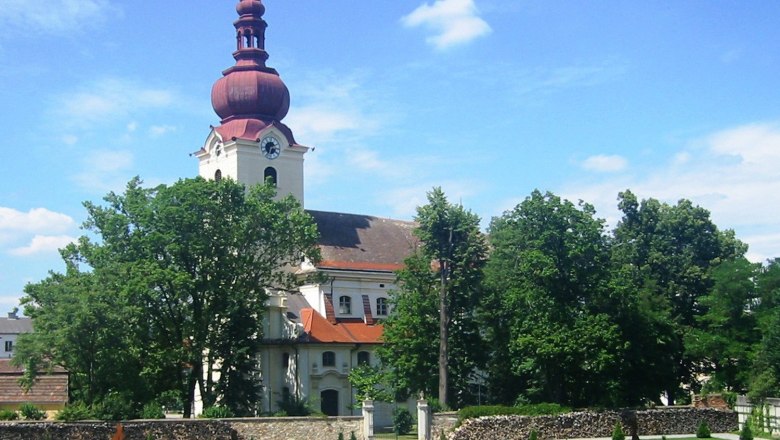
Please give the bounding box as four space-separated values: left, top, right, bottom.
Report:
685 258 761 393
611 190 746 403
380 188 486 408
484 190 622 406
15 177 320 416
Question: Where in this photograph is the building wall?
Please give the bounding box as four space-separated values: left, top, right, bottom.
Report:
736 395 780 435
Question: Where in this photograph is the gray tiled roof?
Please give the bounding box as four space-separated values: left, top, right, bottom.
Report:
0 317 32 334
306 210 418 271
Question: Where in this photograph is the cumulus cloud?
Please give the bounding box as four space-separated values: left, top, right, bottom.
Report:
0 0 115 37
0 207 75 234
149 125 178 137
560 121 780 263
402 0 492 50
581 155 628 173
9 235 76 256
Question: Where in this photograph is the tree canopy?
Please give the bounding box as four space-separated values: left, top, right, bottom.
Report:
15 177 321 416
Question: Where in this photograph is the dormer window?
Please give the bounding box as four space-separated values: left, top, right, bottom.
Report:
339 296 351 315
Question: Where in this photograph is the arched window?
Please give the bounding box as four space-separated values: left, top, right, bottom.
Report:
214 169 222 181
376 297 388 316
357 351 370 366
322 351 336 367
264 167 277 186
339 295 351 314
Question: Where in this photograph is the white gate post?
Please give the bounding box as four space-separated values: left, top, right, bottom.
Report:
362 399 375 440
417 399 431 440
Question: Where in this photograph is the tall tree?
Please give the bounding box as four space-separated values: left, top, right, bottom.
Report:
15 177 321 416
484 190 622 406
611 190 746 403
380 188 486 408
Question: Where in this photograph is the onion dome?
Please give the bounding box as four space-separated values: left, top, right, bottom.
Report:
236 0 265 16
211 0 290 125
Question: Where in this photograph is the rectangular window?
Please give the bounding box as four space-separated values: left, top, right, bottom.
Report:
4 341 12 352
339 295 351 314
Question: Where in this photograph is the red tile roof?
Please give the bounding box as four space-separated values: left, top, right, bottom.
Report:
301 309 383 344
0 360 68 405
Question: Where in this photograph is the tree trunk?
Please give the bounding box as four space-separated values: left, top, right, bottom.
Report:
438 259 448 407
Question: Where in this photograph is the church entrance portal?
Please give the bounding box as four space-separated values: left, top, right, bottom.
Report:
320 389 339 416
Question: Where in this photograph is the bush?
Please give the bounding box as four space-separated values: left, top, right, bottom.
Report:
276 395 313 416
93 392 138 421
141 402 165 419
529 429 539 440
696 420 711 438
457 404 571 425
350 432 357 440
393 407 414 435
200 405 234 419
56 402 93 421
0 409 18 420
19 403 46 420
739 423 753 440
338 433 344 440
612 421 625 440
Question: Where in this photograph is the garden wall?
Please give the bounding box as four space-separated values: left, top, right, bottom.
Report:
449 408 737 440
0 416 364 440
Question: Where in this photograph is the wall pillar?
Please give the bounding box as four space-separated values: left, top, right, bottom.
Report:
362 399 375 440
418 399 431 440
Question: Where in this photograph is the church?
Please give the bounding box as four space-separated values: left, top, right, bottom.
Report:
193 0 417 421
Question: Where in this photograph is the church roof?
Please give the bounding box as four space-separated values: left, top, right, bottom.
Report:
307 210 418 272
300 308 383 344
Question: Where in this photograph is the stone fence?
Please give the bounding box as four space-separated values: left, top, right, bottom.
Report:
735 395 780 435
0 416 364 440
448 408 737 440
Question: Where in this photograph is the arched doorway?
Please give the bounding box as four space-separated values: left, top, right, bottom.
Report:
320 389 339 416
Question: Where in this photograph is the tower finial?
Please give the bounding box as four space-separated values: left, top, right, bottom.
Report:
211 0 290 125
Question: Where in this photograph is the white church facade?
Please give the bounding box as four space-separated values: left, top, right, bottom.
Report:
193 0 417 421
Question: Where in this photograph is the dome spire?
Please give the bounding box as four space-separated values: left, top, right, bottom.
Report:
211 0 291 128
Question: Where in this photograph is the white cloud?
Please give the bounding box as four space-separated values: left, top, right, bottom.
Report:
149 125 177 137
512 61 629 97
62 134 79 145
9 235 76 256
0 207 75 234
382 180 483 218
53 78 176 129
581 155 628 173
402 0 492 50
0 0 115 36
72 149 135 192
560 121 780 262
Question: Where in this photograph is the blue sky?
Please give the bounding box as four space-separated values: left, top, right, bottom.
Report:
1 0 779 313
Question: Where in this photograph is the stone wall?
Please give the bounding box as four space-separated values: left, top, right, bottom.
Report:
0 417 364 440
432 412 459 439
449 408 737 440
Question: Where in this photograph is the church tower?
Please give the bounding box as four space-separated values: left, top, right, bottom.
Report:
196 0 307 203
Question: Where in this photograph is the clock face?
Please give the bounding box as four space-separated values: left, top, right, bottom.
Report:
261 135 281 160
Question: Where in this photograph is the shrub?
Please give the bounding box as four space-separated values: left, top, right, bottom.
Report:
739 423 753 440
612 421 625 440
56 402 93 421
276 395 313 416
338 433 344 440
93 392 138 421
529 429 539 440
696 420 711 438
393 407 414 435
0 409 18 420
457 404 571 425
350 432 357 440
200 405 234 419
19 403 46 420
141 402 165 419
